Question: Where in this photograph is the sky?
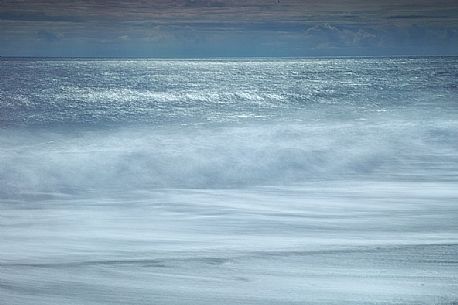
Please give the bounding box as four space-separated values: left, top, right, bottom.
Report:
0 0 457 57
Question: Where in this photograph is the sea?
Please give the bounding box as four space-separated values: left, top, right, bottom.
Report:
1 57 457 305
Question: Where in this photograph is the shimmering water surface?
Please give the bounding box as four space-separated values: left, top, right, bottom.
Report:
1 57 457 304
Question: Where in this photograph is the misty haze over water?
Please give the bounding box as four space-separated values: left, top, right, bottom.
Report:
1 57 457 304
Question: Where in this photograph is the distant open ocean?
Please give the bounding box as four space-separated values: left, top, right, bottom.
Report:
1 57 457 305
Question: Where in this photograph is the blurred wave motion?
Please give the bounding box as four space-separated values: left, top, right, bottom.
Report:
1 57 457 305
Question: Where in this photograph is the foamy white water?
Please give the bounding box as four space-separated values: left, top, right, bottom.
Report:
1 57 457 304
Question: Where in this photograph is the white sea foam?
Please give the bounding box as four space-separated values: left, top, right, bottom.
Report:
1 117 457 197
1 57 457 304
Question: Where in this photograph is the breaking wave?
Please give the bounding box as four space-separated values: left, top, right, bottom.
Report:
1 118 457 197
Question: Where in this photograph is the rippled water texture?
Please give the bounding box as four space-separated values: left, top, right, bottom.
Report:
1 57 457 304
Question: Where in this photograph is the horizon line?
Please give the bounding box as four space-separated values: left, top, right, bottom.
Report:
1 54 457 60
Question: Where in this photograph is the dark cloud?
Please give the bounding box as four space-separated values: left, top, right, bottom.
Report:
386 15 445 20
0 12 84 22
1 0 457 24
0 0 457 56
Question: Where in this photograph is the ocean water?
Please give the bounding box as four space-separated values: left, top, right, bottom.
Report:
0 57 457 304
